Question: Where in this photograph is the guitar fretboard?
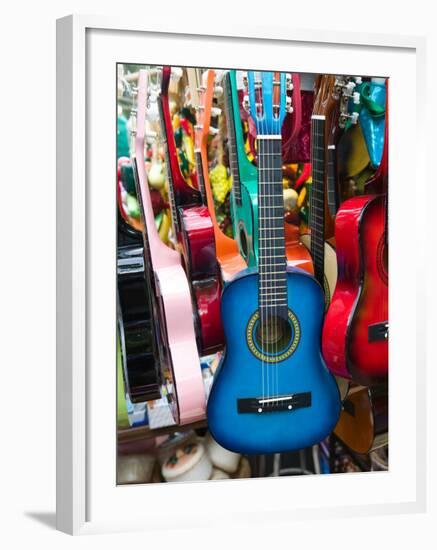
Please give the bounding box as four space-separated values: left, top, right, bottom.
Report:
224 72 242 205
257 137 287 320
195 150 207 206
310 116 326 288
327 145 339 217
158 97 180 235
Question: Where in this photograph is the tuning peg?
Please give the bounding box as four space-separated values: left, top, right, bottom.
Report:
285 96 294 113
353 91 360 104
214 85 223 97
209 126 219 136
130 107 138 116
242 94 250 113
211 107 222 117
214 70 226 83
355 76 363 85
345 81 356 95
350 112 359 125
171 67 183 81
286 74 294 91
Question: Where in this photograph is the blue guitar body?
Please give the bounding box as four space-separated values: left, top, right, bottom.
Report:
207 267 341 454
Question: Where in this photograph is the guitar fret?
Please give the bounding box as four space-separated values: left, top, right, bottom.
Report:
259 288 287 294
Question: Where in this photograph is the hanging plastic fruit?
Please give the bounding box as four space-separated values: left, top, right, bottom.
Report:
148 143 166 190
210 164 232 204
283 188 298 211
126 193 140 219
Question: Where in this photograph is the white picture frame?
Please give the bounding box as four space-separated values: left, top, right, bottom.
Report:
56 14 427 535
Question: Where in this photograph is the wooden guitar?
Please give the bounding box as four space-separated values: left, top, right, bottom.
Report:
188 68 247 282
207 71 340 454
226 70 313 274
322 85 388 385
159 66 223 355
134 69 206 424
301 75 361 308
334 384 388 454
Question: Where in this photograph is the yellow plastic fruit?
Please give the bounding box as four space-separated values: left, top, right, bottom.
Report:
158 210 171 244
297 186 307 209
210 164 231 204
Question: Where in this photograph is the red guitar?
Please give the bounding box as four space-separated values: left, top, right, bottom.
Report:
322 82 388 385
159 66 224 355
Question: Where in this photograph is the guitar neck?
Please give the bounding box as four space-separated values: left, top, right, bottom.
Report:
224 72 242 205
194 149 208 207
310 115 326 288
257 137 288 319
158 97 180 235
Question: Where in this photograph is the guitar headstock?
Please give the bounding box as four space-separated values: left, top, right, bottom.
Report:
336 76 361 129
246 71 287 136
189 69 222 150
313 74 361 147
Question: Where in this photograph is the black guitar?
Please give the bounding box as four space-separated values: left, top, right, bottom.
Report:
117 179 161 403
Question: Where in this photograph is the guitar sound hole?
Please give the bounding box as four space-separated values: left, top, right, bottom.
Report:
377 233 388 285
255 315 293 355
239 226 248 259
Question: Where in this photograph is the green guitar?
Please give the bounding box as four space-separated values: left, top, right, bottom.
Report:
225 70 258 267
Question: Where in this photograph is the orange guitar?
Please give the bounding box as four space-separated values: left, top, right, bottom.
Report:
188 68 247 282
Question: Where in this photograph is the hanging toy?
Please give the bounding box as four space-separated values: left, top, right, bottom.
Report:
355 77 386 169
283 188 298 211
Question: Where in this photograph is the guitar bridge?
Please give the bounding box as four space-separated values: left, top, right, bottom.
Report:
368 321 389 343
237 392 311 414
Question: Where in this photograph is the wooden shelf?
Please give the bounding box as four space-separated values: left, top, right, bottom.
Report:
117 419 207 443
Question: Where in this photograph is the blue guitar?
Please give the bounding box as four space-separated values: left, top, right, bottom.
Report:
207 71 340 454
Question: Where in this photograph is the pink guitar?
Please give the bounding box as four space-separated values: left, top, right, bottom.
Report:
134 69 205 425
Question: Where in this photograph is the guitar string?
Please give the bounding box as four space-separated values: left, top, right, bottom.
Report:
250 70 265 410
277 72 284 407
261 71 269 408
272 71 278 408
268 71 274 408
275 72 283 407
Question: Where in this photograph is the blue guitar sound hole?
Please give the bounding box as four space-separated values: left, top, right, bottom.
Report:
246 310 301 363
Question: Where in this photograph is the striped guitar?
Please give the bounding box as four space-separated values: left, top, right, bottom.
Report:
225 70 313 274
134 69 205 424
207 71 340 454
158 66 223 355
